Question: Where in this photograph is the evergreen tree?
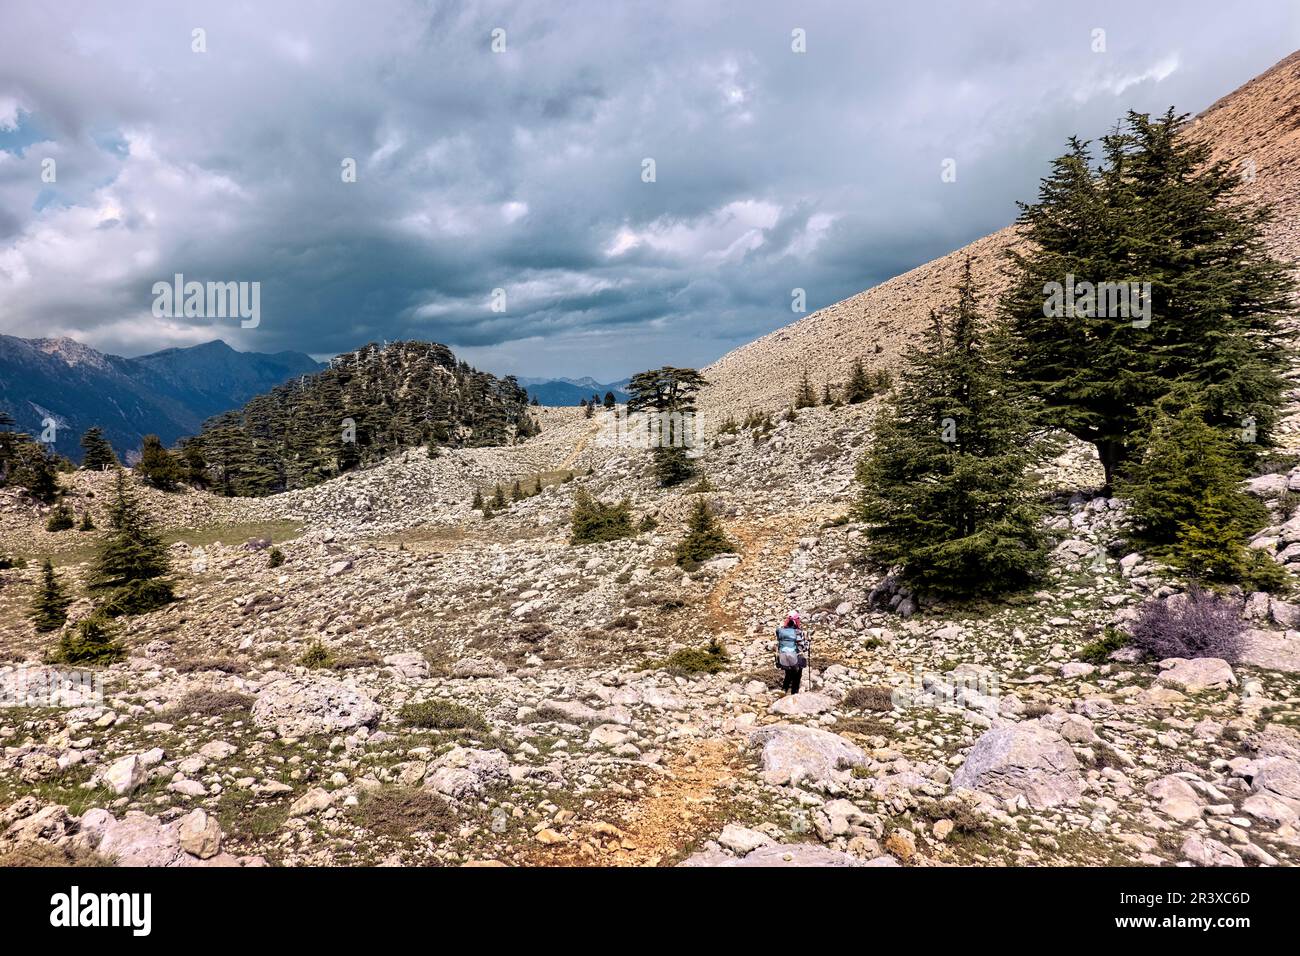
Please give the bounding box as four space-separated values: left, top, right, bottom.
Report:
626 367 708 488
0 411 21 483
844 359 873 404
79 510 95 531
79 428 118 470
512 479 525 502
653 446 695 487
136 434 183 490
88 470 174 616
471 488 485 510
50 614 123 665
583 400 595 419
1002 110 1292 491
492 485 507 509
794 368 818 409
45 502 74 531
9 442 59 503
674 498 734 568
821 382 835 406
30 558 71 632
603 391 617 410
1120 404 1284 590
569 488 635 545
856 263 1048 599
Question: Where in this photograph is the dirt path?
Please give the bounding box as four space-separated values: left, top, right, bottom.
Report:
526 739 742 867
556 422 603 472
705 505 841 637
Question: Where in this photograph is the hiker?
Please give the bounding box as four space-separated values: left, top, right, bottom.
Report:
775 610 810 694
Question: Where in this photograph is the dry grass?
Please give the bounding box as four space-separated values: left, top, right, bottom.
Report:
165 689 254 719
0 842 114 867
842 685 896 711
356 787 455 839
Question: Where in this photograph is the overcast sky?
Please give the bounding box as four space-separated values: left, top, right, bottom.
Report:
1 1 1297 380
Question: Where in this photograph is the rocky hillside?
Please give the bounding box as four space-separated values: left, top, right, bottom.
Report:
702 50 1300 422
1 393 1298 868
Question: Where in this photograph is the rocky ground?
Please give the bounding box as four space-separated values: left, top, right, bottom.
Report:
1 401 1299 868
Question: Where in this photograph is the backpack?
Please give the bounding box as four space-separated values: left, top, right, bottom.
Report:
775 626 802 669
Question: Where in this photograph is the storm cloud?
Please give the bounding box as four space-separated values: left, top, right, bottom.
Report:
0 1 1296 378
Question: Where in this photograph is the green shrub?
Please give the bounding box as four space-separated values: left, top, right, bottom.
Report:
267 547 284 568
45 503 75 532
398 699 488 732
674 498 733 569
299 641 333 669
661 641 729 675
49 615 123 665
1078 626 1128 665
653 446 695 487
569 488 635 545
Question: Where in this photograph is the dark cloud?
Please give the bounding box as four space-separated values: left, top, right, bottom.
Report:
0 0 1297 378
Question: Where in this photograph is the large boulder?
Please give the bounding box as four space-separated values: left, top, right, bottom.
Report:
1145 775 1204 822
535 699 631 727
1154 658 1237 693
748 724 868 787
952 721 1083 808
768 692 836 716
95 812 185 867
251 676 382 738
424 747 510 799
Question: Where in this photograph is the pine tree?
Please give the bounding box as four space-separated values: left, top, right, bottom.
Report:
9 442 59 503
821 382 835 406
79 428 118 470
674 498 734 568
512 479 525 502
603 391 616 410
492 485 507 509
1002 110 1292 491
471 488 485 510
1120 404 1283 590
627 367 708 489
856 262 1048 599
844 359 873 404
569 488 635 545
88 469 174 616
45 502 74 531
794 368 818 409
79 510 95 531
30 558 71 632
50 614 123 664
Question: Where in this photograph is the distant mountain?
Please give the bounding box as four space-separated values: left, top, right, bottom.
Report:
519 376 630 406
0 335 322 462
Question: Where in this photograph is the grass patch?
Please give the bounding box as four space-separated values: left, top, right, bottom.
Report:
164 689 254 720
355 787 455 840
0 842 113 867
842 685 896 712
398 700 488 732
